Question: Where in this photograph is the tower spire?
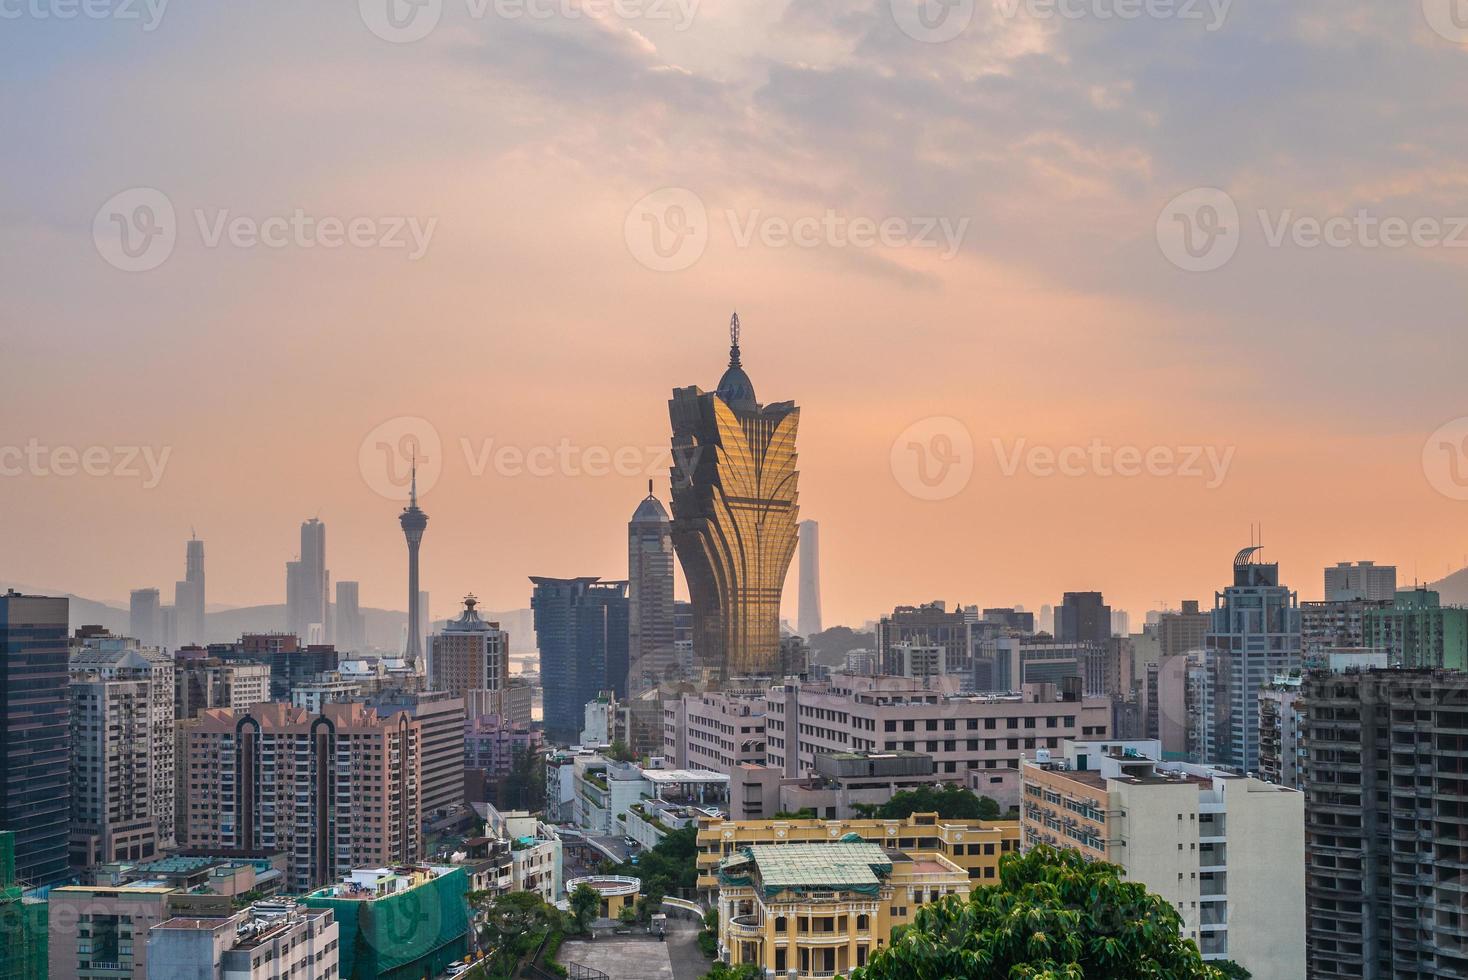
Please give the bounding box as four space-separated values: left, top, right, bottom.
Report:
409 454 418 508
729 311 742 367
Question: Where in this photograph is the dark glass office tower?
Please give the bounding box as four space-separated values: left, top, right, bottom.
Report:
1056 591 1111 643
668 314 800 679
0 591 71 887
530 577 629 742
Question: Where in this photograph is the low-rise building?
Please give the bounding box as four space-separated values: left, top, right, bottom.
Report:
715 841 969 977
48 883 177 980
696 811 1019 900
147 902 338 980
1020 739 1304 979
574 759 729 834
563 875 640 921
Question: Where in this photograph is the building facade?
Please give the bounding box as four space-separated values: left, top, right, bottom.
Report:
365 690 465 823
1056 591 1111 644
877 602 969 677
1020 739 1305 978
764 674 1110 781
628 485 676 694
184 703 422 893
664 691 768 773
0 592 72 887
1362 587 1468 670
530 577 629 742
429 596 509 720
797 520 822 639
147 903 339 980
1303 669 1468 979
1198 547 1301 771
1324 561 1397 602
669 315 800 679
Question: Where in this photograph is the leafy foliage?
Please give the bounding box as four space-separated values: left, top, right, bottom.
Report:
853 784 1001 821
499 745 546 812
568 883 600 933
849 845 1223 980
700 965 762 980
608 739 636 763
468 890 564 978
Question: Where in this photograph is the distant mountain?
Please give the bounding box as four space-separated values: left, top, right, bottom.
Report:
1429 567 1468 606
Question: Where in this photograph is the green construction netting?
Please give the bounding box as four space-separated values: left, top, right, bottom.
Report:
303 868 470 980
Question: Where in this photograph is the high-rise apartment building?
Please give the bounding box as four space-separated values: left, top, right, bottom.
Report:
1021 739 1305 978
663 691 767 773
627 484 676 693
1258 674 1305 790
428 596 508 719
797 519 822 638
669 315 800 679
877 602 970 676
130 588 163 650
364 690 464 823
286 519 329 644
184 702 421 892
1197 547 1301 772
531 577 629 741
1324 560 1397 602
1303 597 1393 662
1362 587 1468 669
334 580 365 654
1303 669 1468 979
69 639 176 862
0 591 72 887
1056 591 1111 643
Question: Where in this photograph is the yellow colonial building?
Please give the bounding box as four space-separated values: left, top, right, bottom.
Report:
716 840 970 977
696 811 1019 898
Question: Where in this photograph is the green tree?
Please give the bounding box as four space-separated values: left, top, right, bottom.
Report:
700 965 761 980
635 886 665 923
1214 961 1252 979
849 845 1223 980
853 784 1000 821
569 883 600 934
608 825 699 899
500 745 546 812
608 739 635 763
470 890 563 978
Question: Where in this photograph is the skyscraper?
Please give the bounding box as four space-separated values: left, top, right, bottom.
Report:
1056 591 1111 643
530 577 629 741
286 519 328 643
628 482 675 693
400 464 429 670
175 534 205 645
334 580 364 654
429 596 509 718
1198 547 1301 772
798 519 822 638
129 588 162 649
669 314 800 679
0 591 71 887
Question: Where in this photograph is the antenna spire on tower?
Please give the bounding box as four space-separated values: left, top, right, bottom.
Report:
409 454 418 508
729 312 742 367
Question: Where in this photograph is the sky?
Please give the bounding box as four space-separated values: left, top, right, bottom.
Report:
4 0 1468 629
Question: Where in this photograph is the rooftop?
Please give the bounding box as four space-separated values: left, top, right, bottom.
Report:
723 842 893 893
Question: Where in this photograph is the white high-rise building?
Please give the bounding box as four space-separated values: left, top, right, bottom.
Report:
1323 560 1397 602
628 483 675 693
798 519 822 638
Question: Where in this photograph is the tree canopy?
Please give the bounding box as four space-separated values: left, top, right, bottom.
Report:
849 845 1224 980
608 825 699 898
854 784 1001 821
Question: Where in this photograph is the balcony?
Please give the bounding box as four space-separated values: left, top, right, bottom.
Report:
728 915 763 938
